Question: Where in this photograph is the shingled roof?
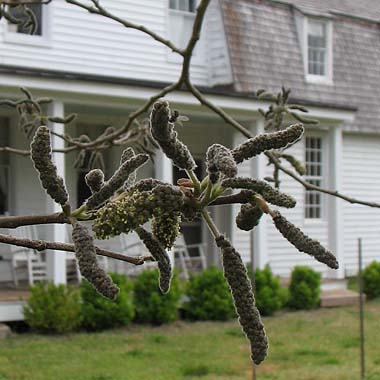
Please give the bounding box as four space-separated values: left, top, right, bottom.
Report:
220 0 380 132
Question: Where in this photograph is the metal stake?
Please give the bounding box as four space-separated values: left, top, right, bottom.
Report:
358 238 365 380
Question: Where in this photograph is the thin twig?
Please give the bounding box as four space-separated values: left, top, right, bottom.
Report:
0 233 153 265
65 0 181 54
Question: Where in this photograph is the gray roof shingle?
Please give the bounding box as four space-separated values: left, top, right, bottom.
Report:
220 0 380 132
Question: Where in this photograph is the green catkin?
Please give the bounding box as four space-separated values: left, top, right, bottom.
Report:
93 190 154 239
135 227 172 293
206 144 237 184
120 147 137 189
72 222 119 300
152 212 181 249
30 126 69 207
85 169 105 193
271 210 339 269
215 235 268 364
222 177 296 208
86 153 149 210
236 204 263 231
232 123 304 163
150 100 196 170
92 185 184 240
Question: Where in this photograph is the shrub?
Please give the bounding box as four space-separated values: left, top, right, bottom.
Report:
183 266 235 321
23 282 82 334
80 273 134 331
362 261 380 299
288 266 321 310
253 265 288 316
133 269 181 325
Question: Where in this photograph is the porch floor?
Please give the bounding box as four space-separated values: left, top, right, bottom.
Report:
0 284 29 302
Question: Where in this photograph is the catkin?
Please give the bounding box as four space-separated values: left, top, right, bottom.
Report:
215 235 268 364
222 177 296 208
150 100 196 170
236 204 263 231
93 185 184 240
232 123 304 163
85 169 105 193
30 126 69 206
72 222 119 300
92 190 153 239
127 178 166 194
120 147 137 189
86 153 149 210
135 227 172 293
206 144 237 183
271 210 339 269
152 212 181 249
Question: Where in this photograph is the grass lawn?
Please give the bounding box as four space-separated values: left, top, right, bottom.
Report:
0 300 379 380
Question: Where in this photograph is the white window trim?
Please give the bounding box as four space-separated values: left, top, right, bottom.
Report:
303 131 328 224
166 0 205 65
302 17 333 85
2 3 52 48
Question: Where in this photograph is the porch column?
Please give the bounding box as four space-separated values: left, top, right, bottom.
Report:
328 125 344 279
154 150 173 184
46 101 67 284
154 150 174 265
251 119 268 269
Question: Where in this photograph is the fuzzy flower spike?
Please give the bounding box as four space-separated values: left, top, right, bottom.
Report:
232 123 304 163
31 126 69 208
135 227 172 293
86 153 149 210
150 100 196 170
72 221 119 300
206 143 237 184
216 235 268 364
271 210 339 269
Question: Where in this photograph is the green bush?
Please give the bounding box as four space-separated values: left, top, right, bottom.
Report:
254 265 288 316
288 266 321 310
183 266 235 321
80 273 134 331
24 282 82 334
362 261 380 299
133 269 181 325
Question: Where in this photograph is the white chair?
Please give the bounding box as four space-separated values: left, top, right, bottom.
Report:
172 234 207 280
10 225 47 286
119 232 152 276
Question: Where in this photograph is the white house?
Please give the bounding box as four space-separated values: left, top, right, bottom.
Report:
0 0 380 319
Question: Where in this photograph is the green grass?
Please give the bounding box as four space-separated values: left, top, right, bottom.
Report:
0 300 379 380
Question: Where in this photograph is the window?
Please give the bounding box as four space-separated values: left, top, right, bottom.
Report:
304 18 332 82
304 136 323 219
7 4 43 36
168 0 196 51
169 0 196 12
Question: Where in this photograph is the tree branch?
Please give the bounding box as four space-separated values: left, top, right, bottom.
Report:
0 233 153 265
0 213 69 229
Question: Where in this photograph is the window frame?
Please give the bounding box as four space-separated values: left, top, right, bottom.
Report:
303 17 333 84
166 0 205 64
304 133 327 222
3 3 52 47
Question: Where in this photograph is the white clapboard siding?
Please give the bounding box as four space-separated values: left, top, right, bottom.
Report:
343 134 380 275
205 0 233 86
266 139 329 277
0 0 224 86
